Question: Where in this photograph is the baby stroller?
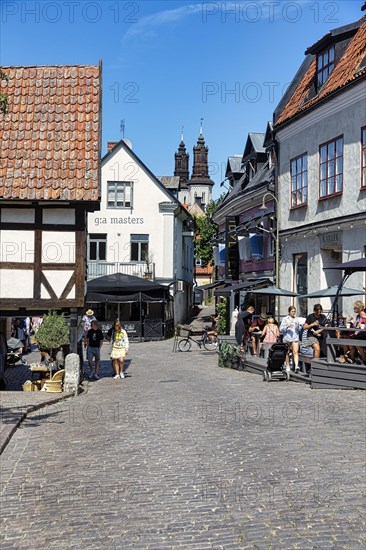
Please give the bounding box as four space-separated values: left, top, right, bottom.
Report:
263 342 290 382
7 338 28 366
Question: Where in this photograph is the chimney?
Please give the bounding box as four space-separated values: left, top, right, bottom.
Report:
107 141 118 153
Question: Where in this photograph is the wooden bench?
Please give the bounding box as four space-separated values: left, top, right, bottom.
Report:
326 337 366 363
308 337 366 389
311 358 366 389
298 353 313 373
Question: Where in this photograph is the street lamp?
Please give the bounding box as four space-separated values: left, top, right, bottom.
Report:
259 192 280 316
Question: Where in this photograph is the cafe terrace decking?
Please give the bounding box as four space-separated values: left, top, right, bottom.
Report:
219 332 366 390
246 337 366 390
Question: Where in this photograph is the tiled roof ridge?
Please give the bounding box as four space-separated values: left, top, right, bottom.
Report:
1 63 99 69
305 16 364 54
275 19 366 128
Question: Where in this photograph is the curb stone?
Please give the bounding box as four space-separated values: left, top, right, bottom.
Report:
0 391 75 455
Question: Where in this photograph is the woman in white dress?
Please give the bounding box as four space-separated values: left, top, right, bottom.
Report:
110 321 129 379
280 306 301 372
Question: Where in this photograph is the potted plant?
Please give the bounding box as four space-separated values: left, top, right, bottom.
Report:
34 310 70 363
218 341 244 370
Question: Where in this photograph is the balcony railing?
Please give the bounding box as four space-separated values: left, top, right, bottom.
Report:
87 261 155 280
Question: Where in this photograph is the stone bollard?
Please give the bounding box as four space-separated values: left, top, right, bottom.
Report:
64 353 80 395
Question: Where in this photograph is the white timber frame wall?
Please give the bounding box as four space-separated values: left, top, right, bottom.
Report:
0 204 86 313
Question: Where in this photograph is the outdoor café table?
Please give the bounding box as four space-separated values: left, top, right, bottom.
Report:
322 327 364 335
29 364 52 381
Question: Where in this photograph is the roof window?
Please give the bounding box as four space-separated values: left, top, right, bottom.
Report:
317 45 335 88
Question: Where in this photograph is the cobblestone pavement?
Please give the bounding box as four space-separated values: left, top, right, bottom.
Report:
1 338 365 549
0 392 74 455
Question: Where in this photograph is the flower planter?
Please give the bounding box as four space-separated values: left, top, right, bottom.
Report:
218 341 245 370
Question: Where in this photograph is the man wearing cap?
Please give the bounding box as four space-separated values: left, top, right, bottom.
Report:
249 313 268 356
81 310 97 366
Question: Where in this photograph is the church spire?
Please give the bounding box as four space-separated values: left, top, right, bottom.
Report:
198 118 205 143
174 127 189 185
187 123 215 210
189 125 214 185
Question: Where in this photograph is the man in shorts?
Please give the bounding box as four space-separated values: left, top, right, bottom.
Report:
86 320 104 379
303 304 328 359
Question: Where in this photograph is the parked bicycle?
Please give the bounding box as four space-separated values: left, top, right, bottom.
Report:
178 328 218 352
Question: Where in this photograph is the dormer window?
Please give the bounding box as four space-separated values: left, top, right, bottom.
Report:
317 46 335 88
248 161 256 180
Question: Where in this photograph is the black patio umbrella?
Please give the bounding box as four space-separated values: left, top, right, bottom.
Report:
323 258 366 324
323 258 366 272
299 285 365 299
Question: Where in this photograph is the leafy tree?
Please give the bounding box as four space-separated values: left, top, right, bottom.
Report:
193 196 224 266
0 69 9 114
35 310 70 359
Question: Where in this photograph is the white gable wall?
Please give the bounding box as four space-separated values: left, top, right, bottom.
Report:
88 145 178 280
87 143 194 324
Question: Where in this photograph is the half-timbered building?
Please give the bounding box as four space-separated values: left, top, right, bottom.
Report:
0 64 101 341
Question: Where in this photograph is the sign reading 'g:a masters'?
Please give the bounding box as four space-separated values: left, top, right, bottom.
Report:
93 216 145 227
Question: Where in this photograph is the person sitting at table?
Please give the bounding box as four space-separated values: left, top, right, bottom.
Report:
355 309 366 364
303 304 328 359
259 315 280 359
342 301 365 364
248 313 267 356
349 301 364 326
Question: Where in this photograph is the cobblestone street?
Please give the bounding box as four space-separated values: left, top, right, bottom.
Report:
1 339 365 549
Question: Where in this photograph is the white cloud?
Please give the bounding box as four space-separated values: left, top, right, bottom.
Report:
122 3 203 43
122 1 313 44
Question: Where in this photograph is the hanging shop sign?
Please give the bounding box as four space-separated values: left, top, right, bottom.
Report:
225 215 239 280
320 231 342 251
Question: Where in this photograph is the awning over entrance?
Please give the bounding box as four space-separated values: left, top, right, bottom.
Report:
87 272 169 300
86 273 173 340
196 280 225 291
213 278 272 296
87 291 166 303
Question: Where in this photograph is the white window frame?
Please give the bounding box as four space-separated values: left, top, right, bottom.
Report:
107 181 133 208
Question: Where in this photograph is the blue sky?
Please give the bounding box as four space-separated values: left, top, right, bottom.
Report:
1 0 364 198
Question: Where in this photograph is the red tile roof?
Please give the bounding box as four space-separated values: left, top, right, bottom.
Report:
0 64 101 201
195 265 214 275
275 19 366 127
